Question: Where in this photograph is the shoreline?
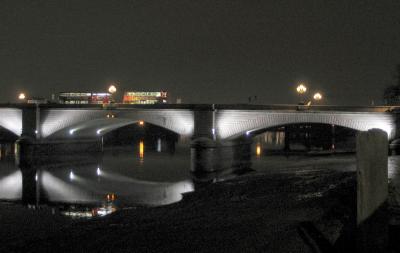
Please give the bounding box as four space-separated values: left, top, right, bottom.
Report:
1 168 358 252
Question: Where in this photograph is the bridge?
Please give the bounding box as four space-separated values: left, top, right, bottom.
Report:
0 103 398 140
1 103 399 172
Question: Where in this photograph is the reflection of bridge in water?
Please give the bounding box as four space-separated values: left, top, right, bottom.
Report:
0 156 194 210
0 103 399 172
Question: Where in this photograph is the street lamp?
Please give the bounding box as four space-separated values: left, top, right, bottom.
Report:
313 92 322 101
18 93 26 101
108 85 117 94
108 84 117 104
296 83 307 104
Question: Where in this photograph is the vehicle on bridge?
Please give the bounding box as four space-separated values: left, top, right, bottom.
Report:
123 91 168 104
58 92 113 105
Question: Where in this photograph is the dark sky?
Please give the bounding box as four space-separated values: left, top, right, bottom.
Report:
1 0 399 105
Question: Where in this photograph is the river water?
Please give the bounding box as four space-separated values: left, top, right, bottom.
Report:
1 140 399 219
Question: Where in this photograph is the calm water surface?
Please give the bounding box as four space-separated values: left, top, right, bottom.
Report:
3 140 396 219
0 141 195 217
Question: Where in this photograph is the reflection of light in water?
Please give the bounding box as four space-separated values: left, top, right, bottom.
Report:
61 202 117 218
106 193 116 201
39 167 195 208
66 169 195 206
14 144 18 155
256 144 261 156
139 140 144 160
157 138 162 152
0 170 22 199
41 171 95 203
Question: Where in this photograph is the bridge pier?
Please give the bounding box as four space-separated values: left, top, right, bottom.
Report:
389 139 400 155
20 166 40 206
190 137 252 174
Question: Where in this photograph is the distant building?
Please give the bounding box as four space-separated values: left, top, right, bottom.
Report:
58 92 113 104
123 91 168 104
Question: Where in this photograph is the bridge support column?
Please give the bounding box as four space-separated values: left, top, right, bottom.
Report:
389 111 400 155
21 166 40 206
191 107 252 175
190 137 252 175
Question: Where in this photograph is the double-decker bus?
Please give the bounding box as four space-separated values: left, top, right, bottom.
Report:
58 92 112 104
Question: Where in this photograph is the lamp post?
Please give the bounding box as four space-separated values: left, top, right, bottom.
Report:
18 93 26 102
108 84 117 103
296 83 307 104
313 92 322 102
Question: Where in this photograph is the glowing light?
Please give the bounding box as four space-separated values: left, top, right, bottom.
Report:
212 128 215 135
69 171 75 181
35 173 38 182
96 129 102 135
35 130 38 134
246 130 251 136
139 140 144 159
69 129 76 135
0 170 22 199
96 167 101 176
0 108 22 136
296 84 307 94
139 120 144 126
256 144 261 156
157 138 162 152
108 85 117 94
313 92 322 101
106 193 116 201
18 93 26 100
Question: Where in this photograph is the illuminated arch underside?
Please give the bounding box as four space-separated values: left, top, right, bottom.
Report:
216 110 396 140
41 109 194 139
0 108 22 136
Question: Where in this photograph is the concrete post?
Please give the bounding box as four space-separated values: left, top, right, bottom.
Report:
356 128 388 225
356 129 389 251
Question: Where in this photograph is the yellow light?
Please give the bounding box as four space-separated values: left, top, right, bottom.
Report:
313 92 322 101
139 120 144 126
18 93 26 100
108 85 117 94
256 144 261 156
139 140 144 159
296 84 307 94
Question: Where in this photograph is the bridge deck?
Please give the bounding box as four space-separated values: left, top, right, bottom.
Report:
0 103 398 113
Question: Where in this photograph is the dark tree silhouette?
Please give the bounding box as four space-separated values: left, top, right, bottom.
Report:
383 64 400 105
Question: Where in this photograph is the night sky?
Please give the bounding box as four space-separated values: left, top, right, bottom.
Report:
1 0 399 105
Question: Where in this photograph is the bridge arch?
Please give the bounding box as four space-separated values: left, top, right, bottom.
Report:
216 110 396 140
40 109 194 140
0 108 22 137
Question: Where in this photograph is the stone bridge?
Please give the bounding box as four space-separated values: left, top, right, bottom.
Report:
0 104 398 141
1 103 399 172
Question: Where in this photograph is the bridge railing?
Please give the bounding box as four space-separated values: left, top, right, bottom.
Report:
0 103 399 113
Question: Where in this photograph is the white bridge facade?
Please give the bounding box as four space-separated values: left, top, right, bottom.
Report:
0 104 398 143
